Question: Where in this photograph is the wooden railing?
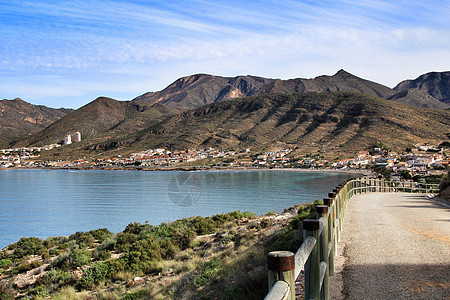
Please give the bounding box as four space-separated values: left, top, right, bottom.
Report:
264 177 439 300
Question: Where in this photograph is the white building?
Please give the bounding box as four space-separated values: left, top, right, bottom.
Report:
65 132 81 145
64 134 72 145
71 132 81 143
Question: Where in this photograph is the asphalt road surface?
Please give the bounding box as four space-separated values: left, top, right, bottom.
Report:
336 193 449 300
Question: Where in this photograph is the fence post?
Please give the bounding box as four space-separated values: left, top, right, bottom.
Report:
316 206 329 300
323 198 335 275
267 251 295 300
303 219 320 300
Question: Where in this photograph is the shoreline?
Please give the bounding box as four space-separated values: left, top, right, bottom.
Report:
1 165 372 177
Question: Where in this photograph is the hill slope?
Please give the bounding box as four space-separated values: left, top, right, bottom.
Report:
133 70 395 110
133 74 274 110
0 98 72 147
19 97 180 151
394 71 450 104
134 92 450 155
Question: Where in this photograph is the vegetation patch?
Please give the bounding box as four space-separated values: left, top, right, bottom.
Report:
0 205 321 299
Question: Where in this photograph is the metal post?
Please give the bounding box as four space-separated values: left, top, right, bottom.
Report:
267 251 295 300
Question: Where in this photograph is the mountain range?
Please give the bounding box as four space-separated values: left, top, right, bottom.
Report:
133 70 450 110
0 98 72 147
3 70 450 158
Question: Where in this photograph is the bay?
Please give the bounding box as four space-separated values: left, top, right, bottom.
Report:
0 169 357 249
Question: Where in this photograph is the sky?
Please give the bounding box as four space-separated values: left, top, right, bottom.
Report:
0 0 449 109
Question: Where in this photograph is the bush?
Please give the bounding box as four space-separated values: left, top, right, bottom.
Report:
27 285 49 297
98 236 117 251
193 258 223 286
89 228 113 242
68 248 91 268
95 249 112 261
42 268 70 285
50 253 70 270
269 201 319 252
69 232 94 246
79 262 109 289
0 259 12 269
124 222 150 235
122 289 149 300
11 237 46 258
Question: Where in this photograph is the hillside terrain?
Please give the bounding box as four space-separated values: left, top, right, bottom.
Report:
133 92 450 156
17 97 180 152
394 71 450 104
133 70 395 110
24 92 450 161
0 98 72 148
133 70 450 110
0 203 318 299
4 70 450 159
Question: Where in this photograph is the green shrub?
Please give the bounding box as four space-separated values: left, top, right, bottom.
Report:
193 258 223 286
159 239 179 259
50 253 70 270
79 262 109 289
44 236 67 249
89 228 113 242
116 232 137 252
27 285 48 297
124 222 150 235
222 234 235 245
269 201 319 252
190 216 217 235
0 259 12 269
11 261 34 275
106 259 127 278
42 268 70 285
11 237 46 258
98 236 117 251
172 229 196 250
69 232 94 246
95 249 112 261
68 248 91 268
122 289 149 300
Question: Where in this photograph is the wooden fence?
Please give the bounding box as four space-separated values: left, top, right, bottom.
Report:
264 176 440 300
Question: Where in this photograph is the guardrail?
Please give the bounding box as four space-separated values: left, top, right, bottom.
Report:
265 176 439 300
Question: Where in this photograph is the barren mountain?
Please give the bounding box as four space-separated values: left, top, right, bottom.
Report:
394 71 450 104
387 88 449 110
133 74 274 110
134 92 450 155
0 98 72 147
133 70 395 110
19 97 180 150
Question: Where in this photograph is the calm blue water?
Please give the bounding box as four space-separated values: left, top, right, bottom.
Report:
0 169 356 248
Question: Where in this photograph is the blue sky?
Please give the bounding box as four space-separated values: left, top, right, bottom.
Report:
0 0 449 109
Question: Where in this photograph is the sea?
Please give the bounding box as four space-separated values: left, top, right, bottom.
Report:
0 169 358 249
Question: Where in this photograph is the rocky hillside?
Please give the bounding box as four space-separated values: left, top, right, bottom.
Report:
133 74 274 110
394 71 450 104
18 97 180 150
133 92 450 155
133 70 395 110
0 98 72 148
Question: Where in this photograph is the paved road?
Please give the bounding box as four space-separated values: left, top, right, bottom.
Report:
338 193 450 300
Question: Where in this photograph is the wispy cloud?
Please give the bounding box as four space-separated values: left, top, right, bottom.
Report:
0 0 449 108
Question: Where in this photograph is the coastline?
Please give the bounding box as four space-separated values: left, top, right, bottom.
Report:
2 165 372 177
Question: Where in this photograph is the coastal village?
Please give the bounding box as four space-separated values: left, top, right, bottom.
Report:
1 142 448 178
